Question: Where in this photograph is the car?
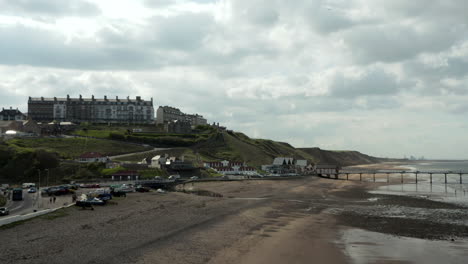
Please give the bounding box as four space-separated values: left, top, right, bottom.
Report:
136 186 150 192
0 207 9 216
190 176 199 180
88 197 105 205
28 187 37 193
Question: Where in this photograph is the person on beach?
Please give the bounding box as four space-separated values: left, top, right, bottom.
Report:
49 197 52 203
53 196 56 203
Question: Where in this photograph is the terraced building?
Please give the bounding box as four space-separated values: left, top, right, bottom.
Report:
28 95 154 124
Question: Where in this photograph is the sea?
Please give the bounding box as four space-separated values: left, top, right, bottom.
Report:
370 160 468 206
339 160 468 263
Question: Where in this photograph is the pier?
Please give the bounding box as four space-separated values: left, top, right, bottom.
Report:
317 170 468 184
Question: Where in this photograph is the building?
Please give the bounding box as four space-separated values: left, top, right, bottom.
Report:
204 160 256 175
156 106 207 126
77 152 109 163
314 165 341 175
0 119 40 136
110 170 140 181
0 121 23 134
262 157 310 175
0 107 26 121
28 95 154 124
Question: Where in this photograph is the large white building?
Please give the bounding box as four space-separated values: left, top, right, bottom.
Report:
28 95 154 124
156 106 207 126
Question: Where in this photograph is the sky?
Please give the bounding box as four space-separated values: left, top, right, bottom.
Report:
1 0 468 159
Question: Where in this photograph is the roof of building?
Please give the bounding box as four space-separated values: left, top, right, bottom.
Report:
112 170 140 176
0 108 24 116
315 164 339 169
79 152 105 159
273 157 294 165
29 95 152 104
296 160 308 166
0 121 17 128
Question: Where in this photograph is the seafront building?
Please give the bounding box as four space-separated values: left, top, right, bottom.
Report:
0 107 26 121
156 106 207 126
28 95 154 124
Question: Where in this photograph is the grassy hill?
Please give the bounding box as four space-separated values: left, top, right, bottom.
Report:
7 138 151 159
297 147 382 167
113 130 382 168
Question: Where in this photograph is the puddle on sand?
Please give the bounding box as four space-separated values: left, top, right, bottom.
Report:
338 228 468 264
370 183 468 206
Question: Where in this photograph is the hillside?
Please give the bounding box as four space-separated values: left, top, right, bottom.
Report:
68 126 382 167
197 131 382 167
297 147 382 167
119 131 382 167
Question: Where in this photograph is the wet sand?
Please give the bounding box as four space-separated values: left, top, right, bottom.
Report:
1 175 468 264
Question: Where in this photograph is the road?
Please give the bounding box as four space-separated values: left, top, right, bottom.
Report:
5 189 38 216
108 147 172 160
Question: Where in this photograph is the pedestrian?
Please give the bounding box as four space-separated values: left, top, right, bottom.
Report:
53 196 56 203
50 197 52 203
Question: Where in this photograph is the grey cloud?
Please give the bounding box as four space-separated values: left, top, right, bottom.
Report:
328 69 403 98
304 1 356 34
0 26 165 70
148 13 216 51
0 0 100 17
343 23 462 64
231 0 280 27
144 0 174 8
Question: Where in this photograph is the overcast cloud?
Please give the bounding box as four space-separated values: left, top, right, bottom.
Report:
1 0 468 159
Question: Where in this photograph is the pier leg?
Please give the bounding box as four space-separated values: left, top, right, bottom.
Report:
387 173 389 183
373 173 375 182
445 174 447 184
460 174 462 184
359 173 362 181
346 173 349 180
401 173 403 183
430 173 432 184
416 173 418 184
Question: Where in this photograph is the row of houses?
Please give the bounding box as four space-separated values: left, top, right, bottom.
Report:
203 160 257 175
4 95 210 130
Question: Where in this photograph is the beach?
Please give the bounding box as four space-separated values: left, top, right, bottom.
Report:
1 173 468 263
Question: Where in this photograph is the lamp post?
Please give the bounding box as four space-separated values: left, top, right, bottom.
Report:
45 169 49 187
37 169 41 190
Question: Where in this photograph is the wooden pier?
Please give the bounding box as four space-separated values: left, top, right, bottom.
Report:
317 170 468 184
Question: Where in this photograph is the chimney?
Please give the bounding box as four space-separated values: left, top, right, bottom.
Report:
136 96 141 101
54 97 57 101
67 94 70 101
116 96 119 101
79 94 82 100
92 95 94 101
41 97 44 101
127 96 130 100
10 106 12 110
104 95 107 101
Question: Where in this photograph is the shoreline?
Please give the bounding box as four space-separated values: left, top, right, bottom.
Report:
1 174 468 263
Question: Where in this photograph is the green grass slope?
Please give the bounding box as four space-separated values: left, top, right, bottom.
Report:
297 147 382 166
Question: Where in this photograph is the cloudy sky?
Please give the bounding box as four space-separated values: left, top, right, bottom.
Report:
1 0 468 159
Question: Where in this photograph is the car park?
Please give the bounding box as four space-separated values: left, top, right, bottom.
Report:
0 207 9 216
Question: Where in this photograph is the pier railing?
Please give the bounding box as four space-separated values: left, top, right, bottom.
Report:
316 170 468 184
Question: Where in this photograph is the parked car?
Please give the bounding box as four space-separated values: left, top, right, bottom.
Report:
136 186 150 192
190 176 199 180
75 197 105 207
0 207 9 216
28 187 37 193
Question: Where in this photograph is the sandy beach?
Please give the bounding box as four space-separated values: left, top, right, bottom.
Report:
1 174 468 264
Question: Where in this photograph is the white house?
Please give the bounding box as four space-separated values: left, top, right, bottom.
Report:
77 152 108 163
